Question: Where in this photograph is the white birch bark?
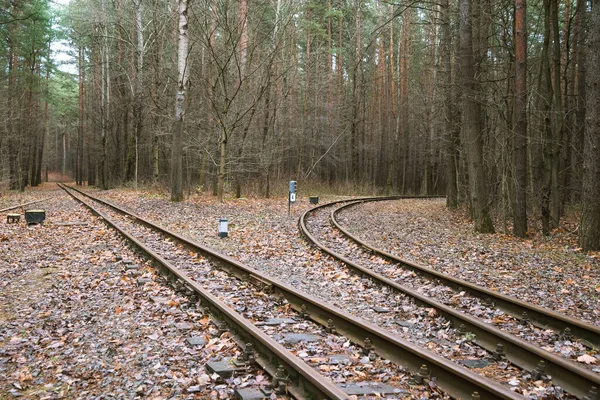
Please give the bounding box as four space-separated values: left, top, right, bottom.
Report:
133 0 144 188
171 0 189 201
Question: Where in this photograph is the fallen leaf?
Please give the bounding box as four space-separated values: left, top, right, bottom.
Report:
508 378 520 386
577 354 597 364
319 364 338 372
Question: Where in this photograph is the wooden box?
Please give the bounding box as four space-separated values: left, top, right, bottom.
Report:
7 214 20 223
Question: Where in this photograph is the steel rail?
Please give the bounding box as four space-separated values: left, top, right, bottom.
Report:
300 198 600 400
332 199 600 349
59 184 351 400
0 197 51 214
61 185 523 400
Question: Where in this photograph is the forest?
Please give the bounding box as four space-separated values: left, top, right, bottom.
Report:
0 0 599 250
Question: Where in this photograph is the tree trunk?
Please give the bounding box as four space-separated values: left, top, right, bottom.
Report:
398 7 411 191
569 0 586 202
100 7 111 190
350 0 361 183
513 0 528 237
550 0 565 228
239 0 248 77
376 14 388 189
217 127 227 202
459 0 495 233
539 0 553 235
580 0 600 251
7 14 18 190
37 56 50 187
171 0 189 202
133 0 144 189
441 0 458 208
150 3 160 185
77 44 85 186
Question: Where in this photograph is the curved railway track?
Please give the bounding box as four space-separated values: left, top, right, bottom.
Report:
59 185 526 400
300 197 600 400
331 200 600 345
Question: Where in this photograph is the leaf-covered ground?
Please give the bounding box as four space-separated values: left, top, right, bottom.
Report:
0 188 269 399
96 189 599 328
3 185 598 398
0 183 54 210
92 188 600 391
89 190 600 385
338 199 600 326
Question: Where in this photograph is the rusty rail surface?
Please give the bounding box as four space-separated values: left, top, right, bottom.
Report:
299 197 600 400
60 185 523 400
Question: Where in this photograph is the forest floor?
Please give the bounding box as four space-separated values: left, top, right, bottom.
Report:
1 183 599 398
338 199 600 326
93 186 600 326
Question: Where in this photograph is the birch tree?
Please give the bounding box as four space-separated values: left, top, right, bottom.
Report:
133 0 144 189
171 0 190 202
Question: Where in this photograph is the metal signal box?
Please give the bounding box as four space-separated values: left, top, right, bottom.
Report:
25 210 46 225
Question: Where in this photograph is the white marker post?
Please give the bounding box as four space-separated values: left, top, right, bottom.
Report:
288 180 297 216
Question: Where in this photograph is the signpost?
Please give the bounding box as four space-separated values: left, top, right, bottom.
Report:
288 180 296 216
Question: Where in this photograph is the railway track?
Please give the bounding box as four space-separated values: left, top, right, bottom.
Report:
0 197 51 214
300 197 600 400
59 185 347 400
332 199 600 343
1 192 273 397
59 185 526 400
